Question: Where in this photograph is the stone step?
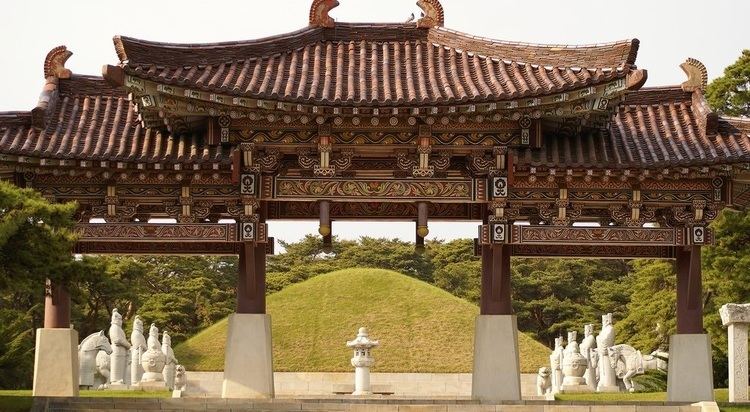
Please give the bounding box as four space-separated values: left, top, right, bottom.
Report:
35 398 710 412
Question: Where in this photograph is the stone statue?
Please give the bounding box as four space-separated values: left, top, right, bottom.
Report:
130 315 147 384
108 308 131 385
562 331 587 387
549 336 564 394
140 323 166 382
78 331 112 389
174 365 187 392
607 344 653 392
596 313 618 392
579 324 598 390
536 367 552 396
94 350 111 390
162 331 178 390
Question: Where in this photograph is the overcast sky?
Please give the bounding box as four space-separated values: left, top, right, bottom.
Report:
1 0 747 244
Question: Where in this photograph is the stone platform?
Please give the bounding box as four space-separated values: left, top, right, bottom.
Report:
186 372 540 398
32 396 718 412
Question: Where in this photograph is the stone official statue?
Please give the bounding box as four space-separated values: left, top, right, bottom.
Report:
579 324 598 390
596 313 618 392
162 331 179 390
108 308 131 385
130 315 147 384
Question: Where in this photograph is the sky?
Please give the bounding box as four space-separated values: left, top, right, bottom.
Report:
1 0 747 245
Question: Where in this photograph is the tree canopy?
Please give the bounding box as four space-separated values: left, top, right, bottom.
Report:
706 49 750 117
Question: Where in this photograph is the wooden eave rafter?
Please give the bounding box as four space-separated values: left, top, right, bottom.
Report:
122 73 635 129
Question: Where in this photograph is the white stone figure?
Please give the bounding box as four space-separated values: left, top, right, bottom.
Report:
596 313 618 392
644 350 668 371
536 367 552 396
174 365 187 392
108 308 131 385
78 331 112 389
720 303 750 402
579 324 598 391
346 327 379 395
94 350 111 390
549 336 564 394
130 315 147 385
140 323 166 382
605 344 644 392
562 331 588 388
162 331 178 390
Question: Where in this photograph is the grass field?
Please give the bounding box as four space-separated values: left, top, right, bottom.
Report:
174 268 551 373
557 389 750 412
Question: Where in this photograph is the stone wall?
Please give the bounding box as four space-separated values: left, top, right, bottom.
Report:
186 372 539 398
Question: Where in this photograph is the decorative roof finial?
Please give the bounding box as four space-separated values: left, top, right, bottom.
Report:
43 45 72 79
416 0 445 28
680 58 708 92
309 0 340 28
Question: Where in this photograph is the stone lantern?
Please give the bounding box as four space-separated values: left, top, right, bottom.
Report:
346 327 379 395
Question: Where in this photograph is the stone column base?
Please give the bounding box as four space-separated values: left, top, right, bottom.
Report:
222 313 274 398
667 334 714 402
33 328 79 397
471 315 521 402
596 385 621 393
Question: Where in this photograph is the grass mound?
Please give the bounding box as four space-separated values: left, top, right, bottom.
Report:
174 268 549 373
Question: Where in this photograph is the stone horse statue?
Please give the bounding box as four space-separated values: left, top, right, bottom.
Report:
606 344 666 392
78 331 112 389
644 350 669 371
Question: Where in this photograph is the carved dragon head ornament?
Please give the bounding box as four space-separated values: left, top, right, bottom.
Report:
680 57 708 92
416 0 445 28
309 0 340 28
43 45 72 79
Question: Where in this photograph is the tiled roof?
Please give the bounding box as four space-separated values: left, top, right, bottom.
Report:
517 87 750 169
0 76 230 165
2 79 748 170
115 24 638 106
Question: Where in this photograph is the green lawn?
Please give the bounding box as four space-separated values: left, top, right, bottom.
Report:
557 389 750 412
174 268 551 373
557 388 731 402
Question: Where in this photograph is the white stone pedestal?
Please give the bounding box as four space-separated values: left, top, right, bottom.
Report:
727 323 748 402
667 334 714 402
221 313 274 398
471 315 521 402
33 328 79 397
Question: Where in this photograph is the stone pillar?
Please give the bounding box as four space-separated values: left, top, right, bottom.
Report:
472 243 521 401
719 303 750 402
222 235 274 398
33 280 79 397
668 246 713 402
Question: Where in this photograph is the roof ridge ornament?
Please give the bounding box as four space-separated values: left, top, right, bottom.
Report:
680 58 708 92
43 45 72 79
309 0 339 28
416 0 444 28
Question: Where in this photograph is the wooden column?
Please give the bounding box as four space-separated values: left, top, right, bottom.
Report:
480 244 512 315
675 245 703 334
237 241 266 314
44 279 71 328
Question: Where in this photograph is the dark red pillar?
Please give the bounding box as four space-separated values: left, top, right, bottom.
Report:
675 245 703 334
480 244 512 315
43 280 71 328
237 241 266 314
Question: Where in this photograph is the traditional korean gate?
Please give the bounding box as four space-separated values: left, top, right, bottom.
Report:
3 0 749 403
